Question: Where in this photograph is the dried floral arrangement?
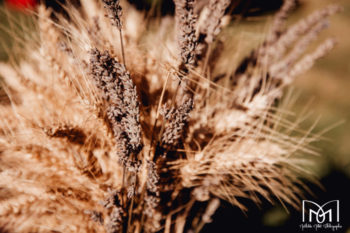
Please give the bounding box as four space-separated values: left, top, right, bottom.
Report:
0 0 341 232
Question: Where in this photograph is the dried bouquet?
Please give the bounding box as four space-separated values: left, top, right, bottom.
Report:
0 0 340 232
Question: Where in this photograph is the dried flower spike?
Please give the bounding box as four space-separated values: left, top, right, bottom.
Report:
161 97 194 147
199 0 231 44
90 48 142 170
103 0 123 29
175 0 198 70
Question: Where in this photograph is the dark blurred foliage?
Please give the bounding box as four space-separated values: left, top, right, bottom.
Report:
40 0 287 17
129 0 286 17
202 170 350 233
39 0 80 11
39 0 80 19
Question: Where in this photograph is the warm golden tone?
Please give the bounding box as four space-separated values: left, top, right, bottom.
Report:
0 0 340 232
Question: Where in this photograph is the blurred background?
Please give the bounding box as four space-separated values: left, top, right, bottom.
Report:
0 0 349 232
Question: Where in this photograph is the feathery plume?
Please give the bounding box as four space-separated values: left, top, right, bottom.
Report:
199 0 231 44
263 4 341 65
106 207 124 233
89 48 142 170
270 19 329 78
161 97 194 147
102 0 126 65
146 160 160 195
174 0 198 70
267 0 297 44
85 210 104 225
288 38 337 81
102 0 123 29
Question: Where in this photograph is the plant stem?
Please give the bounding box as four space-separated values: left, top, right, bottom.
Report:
119 28 126 67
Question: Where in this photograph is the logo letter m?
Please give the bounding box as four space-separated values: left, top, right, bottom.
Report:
302 200 340 223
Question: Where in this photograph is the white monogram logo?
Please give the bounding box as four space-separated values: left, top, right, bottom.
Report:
302 200 339 223
300 200 342 231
